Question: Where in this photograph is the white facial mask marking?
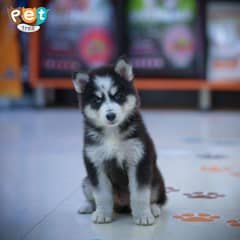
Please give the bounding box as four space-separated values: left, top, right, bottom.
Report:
94 76 112 93
94 76 119 123
110 86 118 96
83 75 137 127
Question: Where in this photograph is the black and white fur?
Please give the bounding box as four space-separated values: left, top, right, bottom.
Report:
73 59 167 225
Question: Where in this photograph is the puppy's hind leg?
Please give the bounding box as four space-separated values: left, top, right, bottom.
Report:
150 203 161 218
150 188 161 217
150 172 167 218
78 177 95 214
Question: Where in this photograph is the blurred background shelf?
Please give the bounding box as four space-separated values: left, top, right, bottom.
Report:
29 77 240 91
208 81 240 91
1 0 240 110
135 79 240 91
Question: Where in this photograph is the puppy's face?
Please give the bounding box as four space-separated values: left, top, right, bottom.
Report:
73 59 138 128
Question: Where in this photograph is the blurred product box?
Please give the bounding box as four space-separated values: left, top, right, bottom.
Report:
40 0 119 78
207 2 240 81
127 0 205 78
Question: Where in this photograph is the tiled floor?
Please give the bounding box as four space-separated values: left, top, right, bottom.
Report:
0 109 240 240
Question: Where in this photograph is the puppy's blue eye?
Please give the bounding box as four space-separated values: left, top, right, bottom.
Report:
95 99 102 104
114 92 124 101
93 96 102 104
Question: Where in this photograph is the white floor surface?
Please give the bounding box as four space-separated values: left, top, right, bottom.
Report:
0 109 240 240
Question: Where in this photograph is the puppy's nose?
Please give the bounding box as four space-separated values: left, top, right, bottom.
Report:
106 112 116 122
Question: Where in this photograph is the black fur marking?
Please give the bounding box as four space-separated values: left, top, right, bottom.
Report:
91 94 105 109
118 111 140 138
137 154 152 186
104 159 129 193
84 153 98 187
152 165 167 206
104 159 130 210
109 91 126 104
114 205 131 214
136 131 155 186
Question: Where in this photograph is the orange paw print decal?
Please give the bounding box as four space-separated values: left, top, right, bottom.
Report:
222 167 240 177
229 171 240 177
166 187 180 193
173 213 220 222
200 166 230 173
183 192 225 199
201 166 240 177
227 219 240 227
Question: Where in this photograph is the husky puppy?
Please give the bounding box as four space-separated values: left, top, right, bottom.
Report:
73 59 166 225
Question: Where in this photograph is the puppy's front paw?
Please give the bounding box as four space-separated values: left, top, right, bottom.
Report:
133 211 155 226
92 210 112 224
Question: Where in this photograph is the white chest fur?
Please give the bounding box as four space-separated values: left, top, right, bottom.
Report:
85 128 144 168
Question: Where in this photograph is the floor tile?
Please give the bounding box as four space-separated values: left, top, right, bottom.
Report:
0 110 240 240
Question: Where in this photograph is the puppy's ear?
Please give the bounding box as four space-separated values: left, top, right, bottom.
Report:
114 59 134 82
72 72 89 93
